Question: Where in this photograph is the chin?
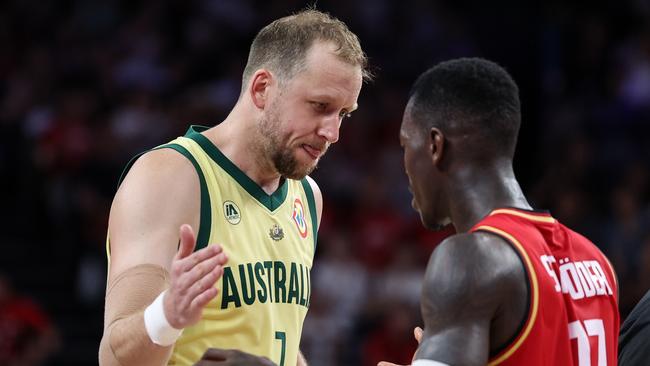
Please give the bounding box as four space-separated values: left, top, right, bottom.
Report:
284 164 316 180
422 215 452 231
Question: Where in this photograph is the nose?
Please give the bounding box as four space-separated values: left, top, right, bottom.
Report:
317 114 341 143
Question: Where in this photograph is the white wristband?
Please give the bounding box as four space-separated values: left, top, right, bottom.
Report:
144 290 183 346
412 360 450 366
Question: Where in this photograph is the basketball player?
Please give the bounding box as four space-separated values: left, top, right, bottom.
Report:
99 9 370 366
380 58 619 366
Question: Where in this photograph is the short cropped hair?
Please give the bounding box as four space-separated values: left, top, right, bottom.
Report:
409 58 521 158
242 9 371 90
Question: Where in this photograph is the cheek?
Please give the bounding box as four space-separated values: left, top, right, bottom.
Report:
403 149 414 174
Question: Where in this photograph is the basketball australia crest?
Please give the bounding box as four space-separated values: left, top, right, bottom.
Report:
292 198 308 238
269 224 284 241
223 201 241 225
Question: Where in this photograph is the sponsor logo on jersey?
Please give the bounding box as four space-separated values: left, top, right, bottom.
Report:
269 224 284 241
292 198 308 238
223 201 241 225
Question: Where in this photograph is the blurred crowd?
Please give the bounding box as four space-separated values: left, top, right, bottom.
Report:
1 0 649 365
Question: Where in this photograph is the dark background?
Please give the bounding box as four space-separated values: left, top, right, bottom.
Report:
1 0 649 364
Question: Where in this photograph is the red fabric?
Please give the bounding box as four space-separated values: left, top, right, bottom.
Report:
471 209 619 366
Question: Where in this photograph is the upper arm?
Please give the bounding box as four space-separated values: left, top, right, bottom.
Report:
107 148 201 280
415 232 525 365
304 175 323 228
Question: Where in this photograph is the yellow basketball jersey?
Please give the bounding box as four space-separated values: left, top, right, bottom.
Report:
111 125 318 366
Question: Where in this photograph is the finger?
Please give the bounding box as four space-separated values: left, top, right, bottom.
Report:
181 252 227 290
180 245 226 273
176 224 197 260
377 362 403 366
190 285 219 312
414 326 423 343
259 357 276 366
200 348 233 361
186 265 224 304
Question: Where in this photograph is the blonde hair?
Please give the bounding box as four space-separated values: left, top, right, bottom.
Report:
242 9 371 91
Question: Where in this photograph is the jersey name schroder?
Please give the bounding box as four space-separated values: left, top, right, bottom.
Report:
540 255 614 300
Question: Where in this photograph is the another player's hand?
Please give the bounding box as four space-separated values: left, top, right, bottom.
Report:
164 224 228 329
413 326 423 343
377 326 423 366
194 348 277 365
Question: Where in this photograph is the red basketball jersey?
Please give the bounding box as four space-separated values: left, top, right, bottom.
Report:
470 208 619 366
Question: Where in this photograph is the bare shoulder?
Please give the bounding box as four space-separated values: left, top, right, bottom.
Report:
108 148 201 277
421 231 525 324
414 231 528 364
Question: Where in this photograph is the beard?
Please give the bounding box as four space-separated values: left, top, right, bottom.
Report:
258 107 322 180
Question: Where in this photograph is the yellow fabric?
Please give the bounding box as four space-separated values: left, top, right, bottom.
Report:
165 135 315 366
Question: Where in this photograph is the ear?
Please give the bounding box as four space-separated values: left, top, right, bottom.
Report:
429 127 444 166
249 69 273 110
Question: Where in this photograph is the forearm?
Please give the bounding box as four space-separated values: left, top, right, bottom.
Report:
99 311 174 366
100 264 174 366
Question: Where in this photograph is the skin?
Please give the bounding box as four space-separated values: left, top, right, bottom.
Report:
379 100 530 366
194 349 276 366
204 40 361 192
103 40 362 366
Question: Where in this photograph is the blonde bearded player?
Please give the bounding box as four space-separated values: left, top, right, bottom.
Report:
98 9 371 366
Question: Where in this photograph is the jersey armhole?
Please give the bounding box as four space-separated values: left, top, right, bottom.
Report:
300 178 318 252
473 226 537 366
114 143 212 252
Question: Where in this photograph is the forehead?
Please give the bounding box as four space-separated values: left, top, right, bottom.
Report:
400 100 418 139
289 42 363 100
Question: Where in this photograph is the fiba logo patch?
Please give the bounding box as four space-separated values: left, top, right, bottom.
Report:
292 198 308 238
223 201 241 225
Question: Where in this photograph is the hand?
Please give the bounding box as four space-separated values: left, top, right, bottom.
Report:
164 224 228 329
194 348 277 365
414 326 423 343
377 326 423 366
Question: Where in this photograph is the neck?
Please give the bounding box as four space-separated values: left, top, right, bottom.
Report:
204 104 282 194
447 161 531 232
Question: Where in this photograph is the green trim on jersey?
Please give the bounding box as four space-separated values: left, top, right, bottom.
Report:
114 143 212 251
117 151 146 188
185 125 289 212
300 179 318 251
157 143 212 251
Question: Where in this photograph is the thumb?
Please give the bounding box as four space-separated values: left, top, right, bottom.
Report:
414 326 423 344
176 224 197 260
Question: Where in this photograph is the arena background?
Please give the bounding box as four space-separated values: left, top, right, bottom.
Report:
1 0 649 364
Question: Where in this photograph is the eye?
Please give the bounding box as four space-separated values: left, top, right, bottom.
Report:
311 101 327 112
339 110 352 119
